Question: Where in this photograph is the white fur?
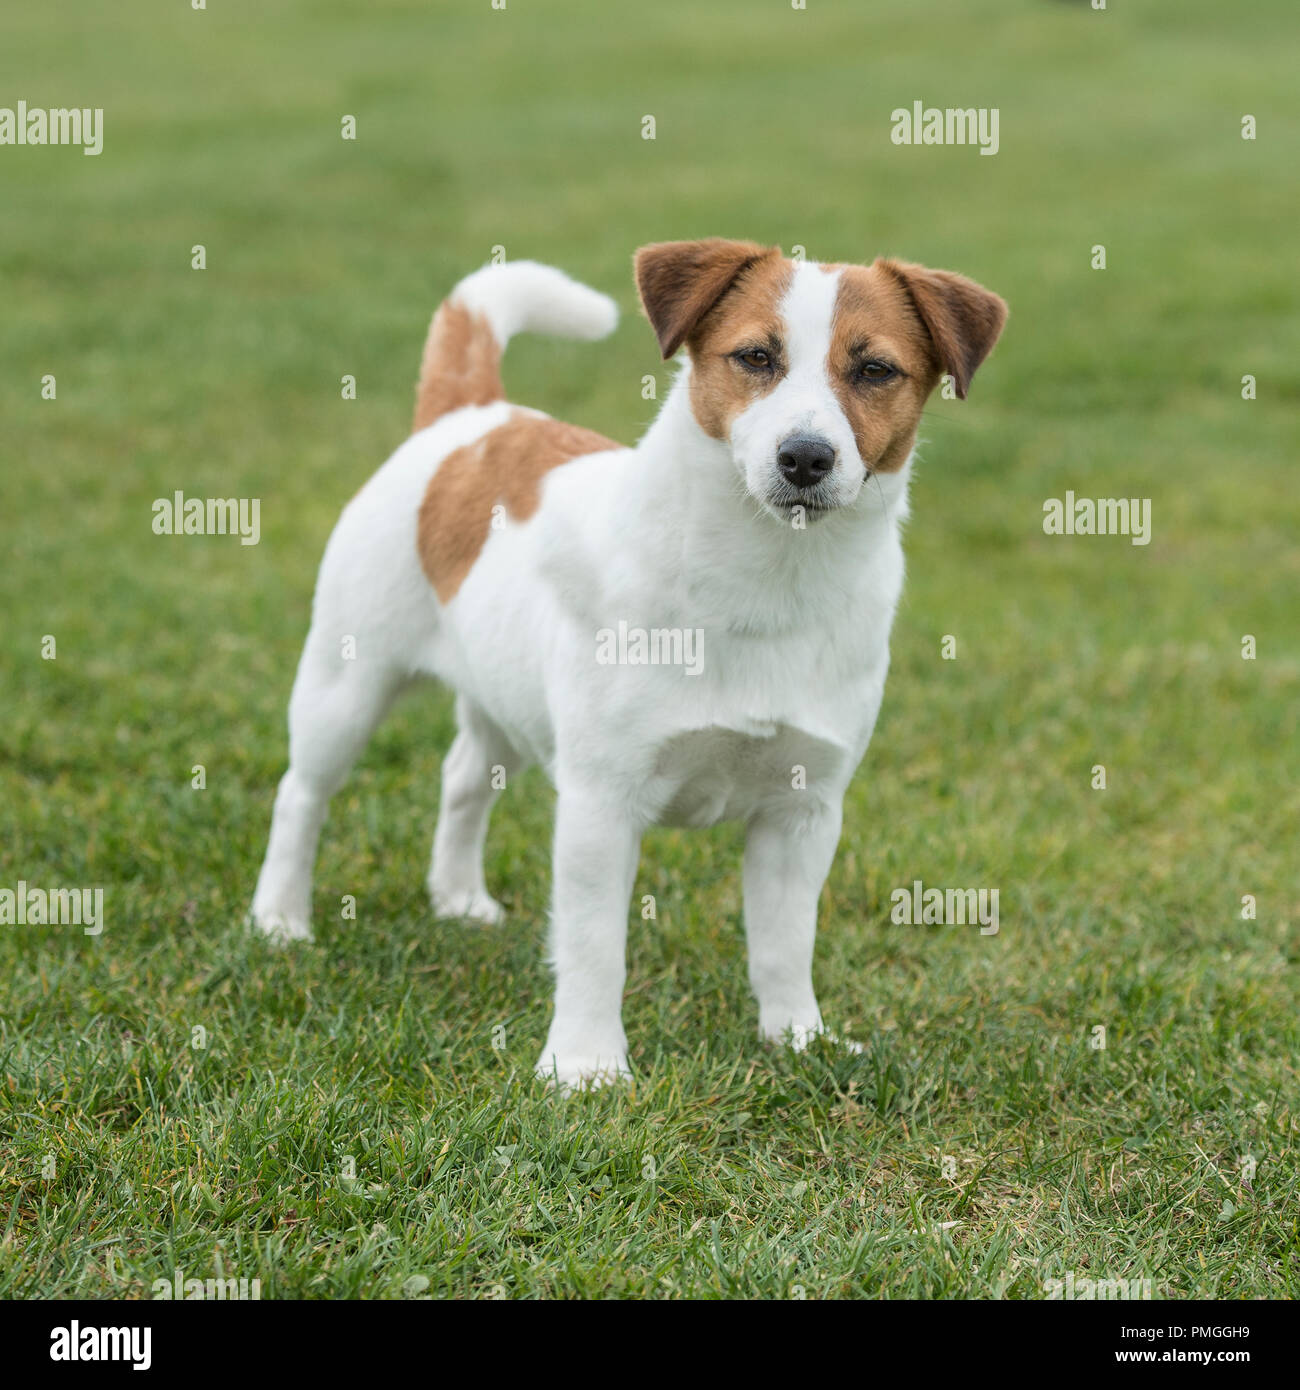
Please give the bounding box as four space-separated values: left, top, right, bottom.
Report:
732 260 870 515
252 259 912 1089
452 260 619 346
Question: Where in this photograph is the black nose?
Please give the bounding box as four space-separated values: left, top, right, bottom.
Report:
777 436 836 490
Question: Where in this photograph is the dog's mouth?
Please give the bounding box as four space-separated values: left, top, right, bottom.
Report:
765 464 883 521
767 492 838 520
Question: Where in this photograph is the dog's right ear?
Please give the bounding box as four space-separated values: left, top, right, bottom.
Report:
634 239 777 359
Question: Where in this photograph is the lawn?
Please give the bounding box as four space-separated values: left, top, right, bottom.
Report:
1 0 1297 1299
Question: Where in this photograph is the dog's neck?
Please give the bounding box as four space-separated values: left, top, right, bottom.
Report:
621 365 910 635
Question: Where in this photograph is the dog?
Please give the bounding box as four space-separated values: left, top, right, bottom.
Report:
251 239 1007 1088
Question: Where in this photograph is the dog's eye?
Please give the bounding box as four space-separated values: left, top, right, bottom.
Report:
857 360 897 382
735 349 772 371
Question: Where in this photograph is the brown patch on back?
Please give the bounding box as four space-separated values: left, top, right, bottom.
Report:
417 411 620 603
412 299 504 433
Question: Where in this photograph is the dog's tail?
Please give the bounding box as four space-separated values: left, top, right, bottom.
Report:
413 261 619 433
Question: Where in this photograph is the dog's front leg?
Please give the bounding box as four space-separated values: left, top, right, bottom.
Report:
744 799 843 1048
536 787 641 1089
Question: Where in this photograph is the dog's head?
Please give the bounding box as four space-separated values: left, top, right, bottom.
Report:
634 239 1007 520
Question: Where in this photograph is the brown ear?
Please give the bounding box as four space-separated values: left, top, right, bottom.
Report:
634 239 779 359
877 259 1007 399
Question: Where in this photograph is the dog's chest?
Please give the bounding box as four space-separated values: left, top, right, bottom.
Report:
644 722 847 828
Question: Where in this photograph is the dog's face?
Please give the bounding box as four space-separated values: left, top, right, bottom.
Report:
635 239 1007 520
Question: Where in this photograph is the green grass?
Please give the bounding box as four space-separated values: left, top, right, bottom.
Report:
1 0 1298 1299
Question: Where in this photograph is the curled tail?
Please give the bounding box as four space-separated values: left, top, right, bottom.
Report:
413 261 619 433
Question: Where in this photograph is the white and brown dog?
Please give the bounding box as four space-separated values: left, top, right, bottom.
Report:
251 239 1007 1087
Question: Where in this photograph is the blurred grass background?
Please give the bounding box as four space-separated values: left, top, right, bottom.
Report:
0 0 1296 1298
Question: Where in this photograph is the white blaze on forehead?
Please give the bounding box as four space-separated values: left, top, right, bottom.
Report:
779 260 842 384
759 260 857 458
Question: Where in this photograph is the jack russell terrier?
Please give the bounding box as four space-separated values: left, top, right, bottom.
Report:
251 239 1007 1088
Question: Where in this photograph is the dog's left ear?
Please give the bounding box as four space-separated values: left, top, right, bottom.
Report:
634 238 779 359
877 259 1008 399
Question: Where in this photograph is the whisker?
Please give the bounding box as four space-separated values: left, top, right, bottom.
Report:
919 407 977 431
870 469 891 518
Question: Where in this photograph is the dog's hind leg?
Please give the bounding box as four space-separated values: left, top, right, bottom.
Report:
251 630 405 943
427 695 523 925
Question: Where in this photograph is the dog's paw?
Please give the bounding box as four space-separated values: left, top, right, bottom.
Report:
429 883 505 926
534 1051 632 1092
249 906 314 945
